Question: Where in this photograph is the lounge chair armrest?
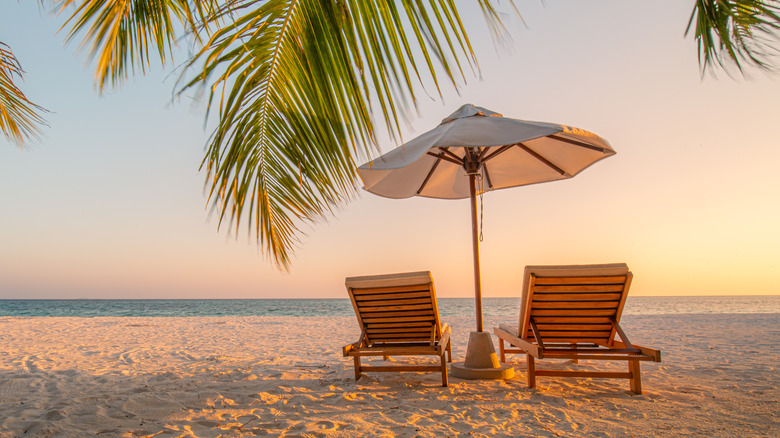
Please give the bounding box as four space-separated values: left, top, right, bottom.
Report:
494 326 541 358
343 329 368 357
634 344 661 362
612 341 661 362
437 324 451 352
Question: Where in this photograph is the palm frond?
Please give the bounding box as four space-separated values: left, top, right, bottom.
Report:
687 0 780 75
180 0 503 269
0 42 49 147
47 0 513 268
52 0 219 91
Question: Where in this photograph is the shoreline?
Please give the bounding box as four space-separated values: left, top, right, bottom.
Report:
1 314 777 437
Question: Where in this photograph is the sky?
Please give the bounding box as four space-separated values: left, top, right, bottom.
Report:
1 1 779 299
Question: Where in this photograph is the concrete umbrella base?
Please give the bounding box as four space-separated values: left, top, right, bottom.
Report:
450 331 515 380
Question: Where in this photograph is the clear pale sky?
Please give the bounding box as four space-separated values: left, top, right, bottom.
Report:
1 1 779 299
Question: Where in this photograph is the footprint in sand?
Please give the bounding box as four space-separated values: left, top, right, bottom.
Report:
119 351 135 364
44 409 65 421
19 355 39 372
175 350 196 361
310 420 337 431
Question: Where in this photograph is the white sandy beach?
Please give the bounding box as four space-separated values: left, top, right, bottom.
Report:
0 313 777 437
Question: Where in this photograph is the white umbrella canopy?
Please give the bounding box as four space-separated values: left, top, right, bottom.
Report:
359 104 615 199
358 104 616 333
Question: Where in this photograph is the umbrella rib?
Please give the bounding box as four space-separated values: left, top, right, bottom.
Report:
426 150 462 166
548 134 609 153
482 164 494 189
418 153 445 194
438 147 465 164
517 143 567 176
482 145 513 163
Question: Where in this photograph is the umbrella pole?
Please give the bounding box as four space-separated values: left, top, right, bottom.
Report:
451 171 513 380
468 173 484 333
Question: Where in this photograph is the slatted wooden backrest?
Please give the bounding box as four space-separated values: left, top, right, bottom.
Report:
519 264 632 347
346 271 441 346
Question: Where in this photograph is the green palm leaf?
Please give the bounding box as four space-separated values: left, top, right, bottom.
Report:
54 0 218 90
0 42 49 146
48 0 507 268
180 0 504 269
687 0 780 75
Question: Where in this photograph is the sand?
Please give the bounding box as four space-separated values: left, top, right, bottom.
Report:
0 313 777 437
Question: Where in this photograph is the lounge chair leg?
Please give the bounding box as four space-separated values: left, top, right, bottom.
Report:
526 354 536 389
499 338 506 363
447 342 452 363
629 360 642 394
441 353 449 387
353 356 362 381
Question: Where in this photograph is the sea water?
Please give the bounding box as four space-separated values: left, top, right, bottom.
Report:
0 296 778 317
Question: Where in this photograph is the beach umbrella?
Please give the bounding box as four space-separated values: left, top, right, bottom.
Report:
357 104 616 378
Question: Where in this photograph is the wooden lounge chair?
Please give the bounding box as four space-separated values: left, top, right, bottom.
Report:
342 271 452 386
493 264 660 394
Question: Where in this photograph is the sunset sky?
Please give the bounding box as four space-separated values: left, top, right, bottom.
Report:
1 1 779 299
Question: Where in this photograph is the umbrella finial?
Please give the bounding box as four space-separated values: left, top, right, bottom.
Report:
441 104 503 124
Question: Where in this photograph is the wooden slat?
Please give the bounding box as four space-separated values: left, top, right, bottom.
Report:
539 337 610 344
369 333 431 340
531 309 618 316
534 370 632 379
534 324 613 331
534 285 625 293
370 336 431 343
541 348 641 355
369 331 430 338
358 304 433 312
367 341 439 348
366 322 432 329
532 316 613 324
540 354 655 361
521 331 611 338
532 293 623 301
362 315 435 324
533 276 627 285
351 285 428 295
534 342 600 347
367 327 433 334
346 348 440 356
357 298 433 307
537 330 611 337
361 365 442 372
353 292 432 301
531 301 620 309
361 310 434 317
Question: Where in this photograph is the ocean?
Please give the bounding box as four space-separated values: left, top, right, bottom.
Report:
0 296 778 317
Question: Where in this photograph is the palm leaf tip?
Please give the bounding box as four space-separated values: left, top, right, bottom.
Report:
56 0 217 91
687 0 780 76
0 42 49 147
